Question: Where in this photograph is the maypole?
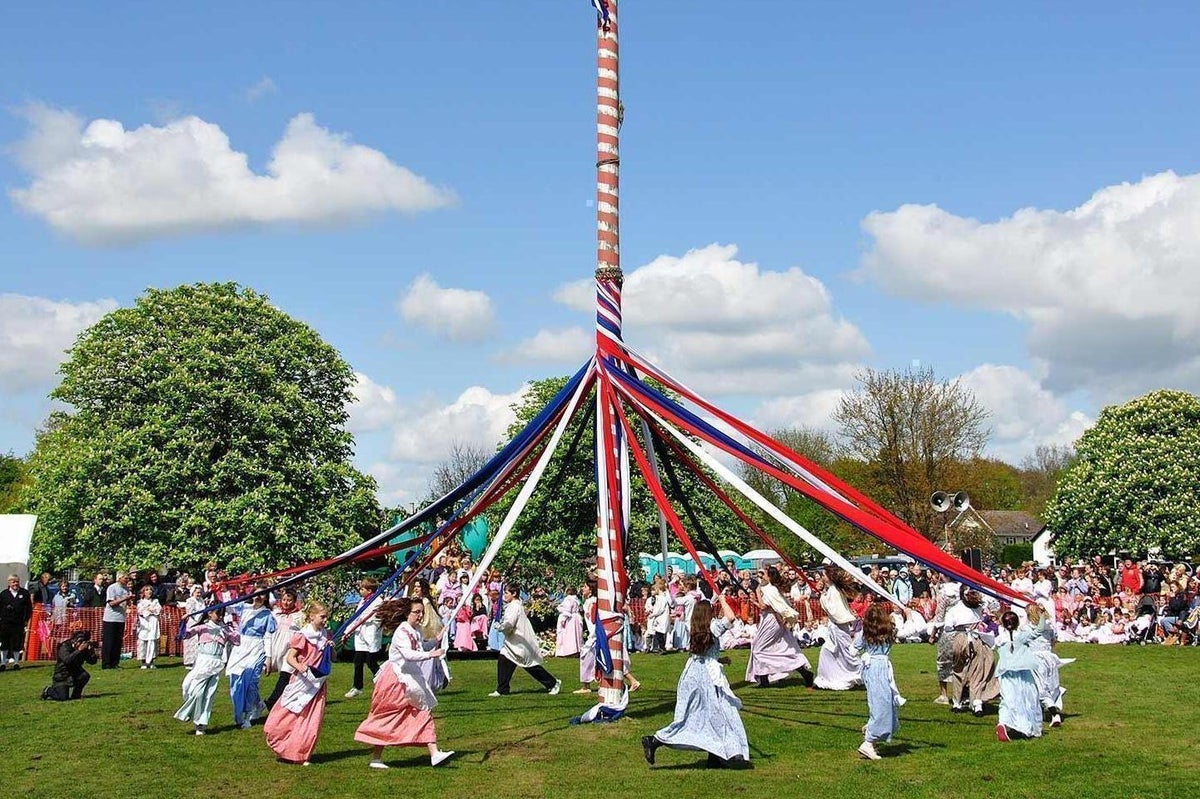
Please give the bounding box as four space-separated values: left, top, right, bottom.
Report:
592 0 629 704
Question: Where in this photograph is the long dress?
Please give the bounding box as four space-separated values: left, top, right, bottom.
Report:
814 586 862 690
670 591 699 651
1028 621 1073 713
226 605 276 726
182 595 206 666
996 620 1046 738
175 620 239 727
745 584 810 683
555 595 583 657
453 605 477 652
653 617 749 762
416 598 447 693
857 635 902 744
136 598 161 664
944 603 999 707
263 626 331 763
579 597 597 684
354 622 439 748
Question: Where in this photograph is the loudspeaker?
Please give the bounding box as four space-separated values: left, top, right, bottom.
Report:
960 547 982 572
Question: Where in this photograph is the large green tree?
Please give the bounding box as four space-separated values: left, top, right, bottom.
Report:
1046 389 1200 559
486 376 755 591
0 453 27 513
22 283 379 574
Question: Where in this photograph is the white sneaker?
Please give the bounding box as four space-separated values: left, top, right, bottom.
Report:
487 691 503 697
140 665 148 670
431 750 455 767
934 695 950 705
1050 713 1062 727
971 700 984 717
368 760 389 770
548 679 562 696
194 727 206 736
240 719 253 730
857 741 881 761
344 687 362 699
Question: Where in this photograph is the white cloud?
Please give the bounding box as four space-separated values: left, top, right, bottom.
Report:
9 104 455 244
0 294 118 391
347 372 400 433
860 170 1200 401
547 243 870 395
499 326 592 364
243 76 278 102
751 389 848 434
398 274 495 343
958 364 1093 463
347 374 527 504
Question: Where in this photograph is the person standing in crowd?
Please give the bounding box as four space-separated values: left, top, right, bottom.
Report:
135 584 162 669
265 588 304 709
0 575 33 670
144 570 168 604
909 564 931 599
42 622 98 700
994 610 1047 742
646 579 671 654
28 572 53 606
227 590 276 729
746 565 813 688
82 573 108 609
101 572 133 669
345 578 384 699
856 602 903 760
554 585 584 658
264 601 334 765
354 598 455 769
182 585 207 668
1119 559 1143 596
489 584 561 697
815 565 863 690
175 607 240 735
641 595 748 769
51 579 75 628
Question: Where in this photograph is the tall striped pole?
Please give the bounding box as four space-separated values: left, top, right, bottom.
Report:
592 0 629 704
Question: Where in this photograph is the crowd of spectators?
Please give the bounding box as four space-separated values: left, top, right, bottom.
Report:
7 551 1197 674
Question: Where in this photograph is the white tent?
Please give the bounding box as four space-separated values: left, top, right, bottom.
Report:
0 514 37 585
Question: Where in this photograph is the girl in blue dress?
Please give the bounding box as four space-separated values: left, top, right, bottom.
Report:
856 602 903 760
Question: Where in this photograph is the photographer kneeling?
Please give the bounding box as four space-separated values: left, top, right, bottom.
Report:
42 623 98 701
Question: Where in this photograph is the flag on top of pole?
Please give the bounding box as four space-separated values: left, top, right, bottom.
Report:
591 0 611 31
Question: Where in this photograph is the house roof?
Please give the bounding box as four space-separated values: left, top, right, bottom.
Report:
978 511 1045 539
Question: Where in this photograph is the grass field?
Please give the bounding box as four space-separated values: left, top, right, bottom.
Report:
1 643 1196 798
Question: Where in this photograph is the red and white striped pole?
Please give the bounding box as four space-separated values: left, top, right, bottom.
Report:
592 0 629 704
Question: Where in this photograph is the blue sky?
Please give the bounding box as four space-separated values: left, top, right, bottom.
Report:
3 1 1199 504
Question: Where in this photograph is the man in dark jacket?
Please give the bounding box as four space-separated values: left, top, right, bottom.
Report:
43 625 98 700
0 575 33 670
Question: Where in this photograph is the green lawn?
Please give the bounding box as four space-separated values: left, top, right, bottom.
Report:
1 644 1196 798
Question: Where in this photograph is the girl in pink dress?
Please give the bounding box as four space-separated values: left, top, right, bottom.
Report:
355 598 455 769
263 601 332 766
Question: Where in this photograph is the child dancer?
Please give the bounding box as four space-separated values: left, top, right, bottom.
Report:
354 598 455 768
641 596 748 769
555 586 584 658
264 601 333 765
994 610 1046 742
856 603 903 760
1025 603 1071 727
136 584 161 669
175 607 240 735
345 578 383 699
746 565 813 688
182 585 206 668
227 590 276 728
264 588 304 709
815 565 863 690
488 584 561 696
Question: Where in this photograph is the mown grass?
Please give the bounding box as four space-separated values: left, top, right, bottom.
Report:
1 643 1196 798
